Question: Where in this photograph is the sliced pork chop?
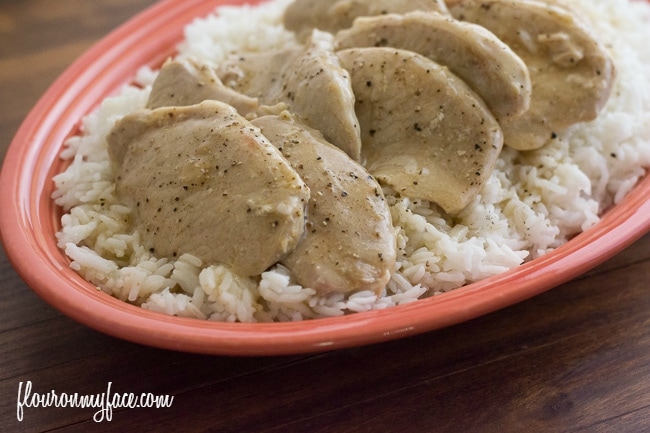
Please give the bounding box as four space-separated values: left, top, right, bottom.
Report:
252 112 396 295
107 100 310 276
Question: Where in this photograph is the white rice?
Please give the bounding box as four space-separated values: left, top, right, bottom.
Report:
52 0 650 322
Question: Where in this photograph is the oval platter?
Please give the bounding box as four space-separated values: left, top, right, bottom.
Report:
1 0 649 355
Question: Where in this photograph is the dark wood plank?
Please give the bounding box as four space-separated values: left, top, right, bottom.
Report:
1 235 646 432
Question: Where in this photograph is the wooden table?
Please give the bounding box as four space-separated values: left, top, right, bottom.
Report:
1 1 649 431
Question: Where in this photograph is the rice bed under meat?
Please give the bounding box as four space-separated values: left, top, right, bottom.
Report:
52 0 650 322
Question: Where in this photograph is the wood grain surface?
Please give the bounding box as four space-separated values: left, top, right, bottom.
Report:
1 1 649 432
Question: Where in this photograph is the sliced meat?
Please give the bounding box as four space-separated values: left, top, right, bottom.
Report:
147 58 260 116
252 113 396 295
282 31 362 160
449 0 616 150
338 47 503 214
107 101 310 276
335 12 532 122
284 0 449 41
217 47 303 104
217 31 362 160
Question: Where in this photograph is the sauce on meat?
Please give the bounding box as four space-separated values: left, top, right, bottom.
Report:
107 0 615 295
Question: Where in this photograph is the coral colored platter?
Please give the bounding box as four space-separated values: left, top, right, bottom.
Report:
1 0 649 355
